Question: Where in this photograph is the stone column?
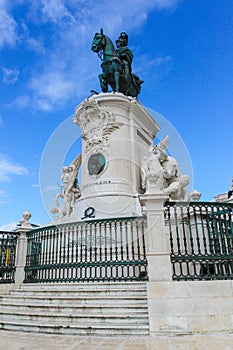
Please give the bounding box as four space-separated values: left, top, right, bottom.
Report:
140 193 172 281
14 210 34 285
15 220 33 284
14 227 31 285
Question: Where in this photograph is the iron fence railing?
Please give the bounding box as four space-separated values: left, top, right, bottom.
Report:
0 231 18 283
24 217 148 283
165 201 233 281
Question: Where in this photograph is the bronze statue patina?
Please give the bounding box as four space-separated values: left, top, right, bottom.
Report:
91 29 143 97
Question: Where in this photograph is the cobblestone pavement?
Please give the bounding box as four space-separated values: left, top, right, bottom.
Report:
0 331 233 350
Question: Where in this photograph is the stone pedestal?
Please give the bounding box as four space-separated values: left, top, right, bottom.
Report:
72 93 160 220
140 193 172 281
140 192 173 336
14 227 31 284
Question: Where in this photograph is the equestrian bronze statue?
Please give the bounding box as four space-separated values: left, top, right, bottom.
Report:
91 29 143 98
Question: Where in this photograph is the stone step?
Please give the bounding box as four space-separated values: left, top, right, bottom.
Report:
8 290 147 297
0 310 148 324
0 302 147 314
0 282 149 336
16 283 147 294
0 320 149 335
0 296 147 306
18 282 147 290
7 282 147 297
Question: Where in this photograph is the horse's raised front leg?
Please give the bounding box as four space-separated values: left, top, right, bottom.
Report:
98 73 108 92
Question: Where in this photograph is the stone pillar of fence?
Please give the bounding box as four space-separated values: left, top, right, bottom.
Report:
140 193 172 281
14 227 30 284
14 211 33 284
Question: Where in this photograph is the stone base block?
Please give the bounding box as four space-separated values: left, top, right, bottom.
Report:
71 192 142 220
147 280 233 335
147 255 173 281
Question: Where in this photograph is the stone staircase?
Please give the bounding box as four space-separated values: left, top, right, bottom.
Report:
0 282 149 335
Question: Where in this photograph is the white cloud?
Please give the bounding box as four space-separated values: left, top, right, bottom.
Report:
27 37 46 54
12 95 31 109
153 0 181 9
29 72 75 111
2 68 19 84
0 222 17 231
31 0 180 29
9 0 180 111
40 0 75 24
0 154 28 182
0 0 17 48
136 55 172 75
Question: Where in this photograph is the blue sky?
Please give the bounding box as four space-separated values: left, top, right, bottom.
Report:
0 0 232 229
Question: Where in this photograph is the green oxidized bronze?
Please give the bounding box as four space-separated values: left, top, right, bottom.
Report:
91 29 143 97
87 153 106 176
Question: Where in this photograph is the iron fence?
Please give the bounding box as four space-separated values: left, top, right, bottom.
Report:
165 201 233 281
0 231 18 283
24 217 148 283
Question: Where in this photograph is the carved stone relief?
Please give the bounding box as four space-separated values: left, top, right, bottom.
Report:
74 99 122 152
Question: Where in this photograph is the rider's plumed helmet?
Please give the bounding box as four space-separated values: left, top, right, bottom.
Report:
116 32 128 46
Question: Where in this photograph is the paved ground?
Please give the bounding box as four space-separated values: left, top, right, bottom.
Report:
0 331 233 350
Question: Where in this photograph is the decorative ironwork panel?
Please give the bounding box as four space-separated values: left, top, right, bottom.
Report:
24 217 147 283
165 201 233 281
0 231 18 283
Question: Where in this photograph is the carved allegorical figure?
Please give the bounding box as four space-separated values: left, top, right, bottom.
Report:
51 154 82 219
141 136 190 201
141 146 166 192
